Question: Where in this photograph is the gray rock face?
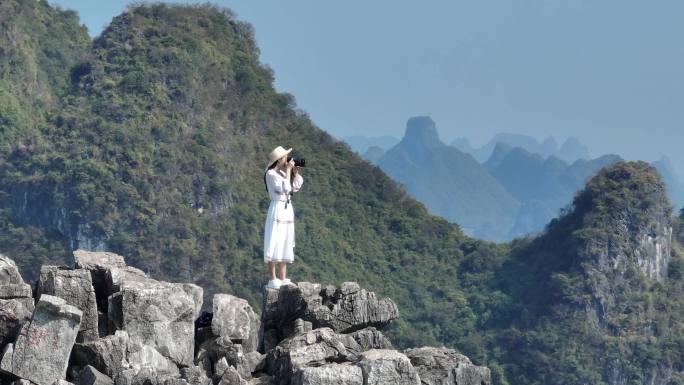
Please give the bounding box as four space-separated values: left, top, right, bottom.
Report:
357 349 420 385
404 347 491 385
6 295 82 385
266 328 361 385
109 283 201 367
0 255 25 286
348 328 393 351
0 255 34 346
73 250 127 311
217 365 247 385
212 294 260 353
78 365 114 385
36 265 99 342
0 298 34 347
71 331 130 380
291 363 363 385
262 282 398 349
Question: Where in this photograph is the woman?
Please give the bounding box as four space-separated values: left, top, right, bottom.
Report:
263 145 303 289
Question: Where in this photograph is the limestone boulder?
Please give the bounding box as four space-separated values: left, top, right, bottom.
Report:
108 283 201 367
70 331 130 380
77 365 114 385
357 349 420 385
0 298 34 346
291 363 363 385
348 327 393 351
265 328 361 385
36 265 99 341
262 282 398 349
5 295 82 385
404 347 491 385
212 294 260 353
0 255 34 346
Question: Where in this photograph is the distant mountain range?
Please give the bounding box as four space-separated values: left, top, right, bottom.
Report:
452 134 590 164
376 117 520 240
343 135 400 155
361 117 684 241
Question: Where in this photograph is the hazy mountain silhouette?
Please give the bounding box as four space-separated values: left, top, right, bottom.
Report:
377 117 520 240
452 133 590 163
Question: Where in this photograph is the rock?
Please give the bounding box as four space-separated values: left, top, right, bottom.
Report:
246 377 271 385
0 255 35 346
357 349 420 385
108 283 201 367
179 366 211 385
78 365 114 385
348 327 393 351
212 294 260 353
403 347 491 385
0 283 32 299
115 367 180 385
52 381 75 385
36 266 99 342
105 266 148 296
73 250 127 312
6 295 82 385
214 356 230 380
291 363 363 385
236 351 264 379
71 331 130 379
1 343 14 372
10 380 34 385
262 282 398 348
266 328 361 385
126 345 180 376
73 250 127 271
0 255 26 285
217 365 247 385
0 298 34 346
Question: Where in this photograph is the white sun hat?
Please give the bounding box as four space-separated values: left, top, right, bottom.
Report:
266 145 292 170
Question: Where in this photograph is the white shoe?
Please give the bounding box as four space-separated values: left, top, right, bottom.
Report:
281 278 294 286
266 279 282 289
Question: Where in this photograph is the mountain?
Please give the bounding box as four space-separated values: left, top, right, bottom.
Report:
0 2 503 357
483 144 622 238
451 133 590 164
343 135 400 154
1 3 684 385
0 0 90 146
361 145 385 164
376 117 520 240
474 161 684 384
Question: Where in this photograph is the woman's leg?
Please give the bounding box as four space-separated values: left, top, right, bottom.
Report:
279 262 287 281
269 262 277 280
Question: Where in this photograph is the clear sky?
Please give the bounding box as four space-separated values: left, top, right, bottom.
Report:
50 0 684 171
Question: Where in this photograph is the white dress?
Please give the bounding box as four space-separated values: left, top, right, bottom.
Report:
264 168 303 263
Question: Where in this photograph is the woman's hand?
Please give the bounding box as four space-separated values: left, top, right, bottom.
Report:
286 159 296 169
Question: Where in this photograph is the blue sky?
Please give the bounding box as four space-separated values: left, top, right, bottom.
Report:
50 0 684 171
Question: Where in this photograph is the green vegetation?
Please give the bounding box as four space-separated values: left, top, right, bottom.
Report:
1 3 683 384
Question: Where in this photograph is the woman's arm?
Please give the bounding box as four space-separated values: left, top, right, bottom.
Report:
292 169 304 192
266 170 292 194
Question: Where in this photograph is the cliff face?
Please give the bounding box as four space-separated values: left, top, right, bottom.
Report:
0 251 491 385
491 161 684 385
571 162 673 334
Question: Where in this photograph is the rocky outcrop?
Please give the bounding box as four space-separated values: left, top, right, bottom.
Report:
36 266 99 342
0 252 489 385
404 347 491 385
261 282 398 351
0 255 35 347
3 295 83 385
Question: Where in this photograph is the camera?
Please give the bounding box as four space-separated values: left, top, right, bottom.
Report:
287 155 306 167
